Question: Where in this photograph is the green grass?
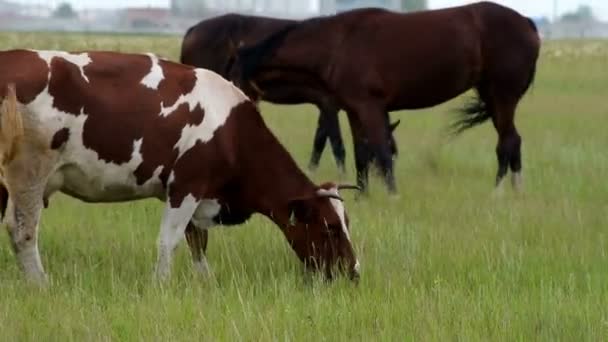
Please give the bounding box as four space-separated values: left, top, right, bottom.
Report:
0 32 607 341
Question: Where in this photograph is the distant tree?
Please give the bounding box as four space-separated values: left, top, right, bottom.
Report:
401 0 427 12
560 5 595 22
53 2 77 18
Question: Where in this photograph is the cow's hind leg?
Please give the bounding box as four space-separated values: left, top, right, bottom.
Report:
4 183 47 284
155 196 199 281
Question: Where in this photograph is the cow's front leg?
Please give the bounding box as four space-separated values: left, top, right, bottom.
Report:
4 184 47 285
185 223 211 277
155 195 199 281
185 199 221 278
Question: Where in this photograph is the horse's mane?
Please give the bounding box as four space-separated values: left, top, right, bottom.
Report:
234 15 331 81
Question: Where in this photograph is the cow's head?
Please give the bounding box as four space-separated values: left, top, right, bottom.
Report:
282 183 359 281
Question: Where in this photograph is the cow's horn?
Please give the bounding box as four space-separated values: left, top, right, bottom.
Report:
337 184 361 191
316 189 344 202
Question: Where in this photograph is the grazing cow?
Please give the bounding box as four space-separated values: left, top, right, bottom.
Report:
0 49 359 284
180 13 401 174
228 2 541 195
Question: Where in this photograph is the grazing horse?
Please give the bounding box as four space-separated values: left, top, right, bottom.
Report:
228 2 541 194
180 13 400 174
0 49 360 284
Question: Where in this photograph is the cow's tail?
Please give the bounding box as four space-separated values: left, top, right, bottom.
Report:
0 84 24 166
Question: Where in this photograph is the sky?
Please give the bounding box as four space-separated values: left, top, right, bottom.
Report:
28 0 608 21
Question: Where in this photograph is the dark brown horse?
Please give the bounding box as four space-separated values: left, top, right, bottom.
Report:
228 2 541 195
180 13 400 174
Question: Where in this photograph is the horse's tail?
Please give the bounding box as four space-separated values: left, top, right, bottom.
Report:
0 84 24 166
450 93 491 135
0 182 7 220
523 16 540 94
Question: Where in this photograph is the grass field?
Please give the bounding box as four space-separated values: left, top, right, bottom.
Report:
0 32 607 341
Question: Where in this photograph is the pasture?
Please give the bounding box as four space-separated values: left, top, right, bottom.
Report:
0 32 607 340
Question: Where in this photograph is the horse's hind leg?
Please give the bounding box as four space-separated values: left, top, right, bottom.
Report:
326 108 346 175
346 104 396 195
309 105 345 174
491 98 522 192
308 109 329 172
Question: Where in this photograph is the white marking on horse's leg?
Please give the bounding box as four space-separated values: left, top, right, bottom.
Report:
492 177 506 198
511 171 523 193
141 53 165 90
155 194 199 281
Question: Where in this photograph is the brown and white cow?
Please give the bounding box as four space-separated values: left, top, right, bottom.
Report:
0 49 360 284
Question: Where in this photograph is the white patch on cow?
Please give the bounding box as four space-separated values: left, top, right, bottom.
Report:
141 53 164 90
156 194 199 279
159 69 248 157
33 50 92 82
321 187 360 272
328 194 351 243
192 199 221 229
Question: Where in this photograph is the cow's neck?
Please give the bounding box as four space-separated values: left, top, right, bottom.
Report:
238 122 315 227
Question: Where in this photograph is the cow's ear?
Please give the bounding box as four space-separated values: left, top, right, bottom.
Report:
389 119 401 132
287 198 317 225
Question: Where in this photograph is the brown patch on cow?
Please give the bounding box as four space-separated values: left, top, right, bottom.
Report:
50 128 70 150
134 103 205 186
157 59 197 108
167 102 263 208
0 50 48 104
48 58 88 115
167 103 243 208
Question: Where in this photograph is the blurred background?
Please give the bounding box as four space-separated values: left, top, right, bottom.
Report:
0 0 606 39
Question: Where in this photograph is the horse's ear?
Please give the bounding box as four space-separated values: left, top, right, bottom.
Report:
389 119 401 132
